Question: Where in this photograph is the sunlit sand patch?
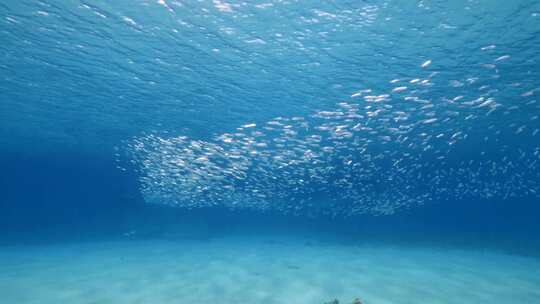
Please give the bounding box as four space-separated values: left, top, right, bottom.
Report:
1 238 539 303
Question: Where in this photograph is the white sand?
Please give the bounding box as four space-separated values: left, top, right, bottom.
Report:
1 236 539 304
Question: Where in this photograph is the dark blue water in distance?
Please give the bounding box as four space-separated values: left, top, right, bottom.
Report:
1 152 539 250
1 1 540 303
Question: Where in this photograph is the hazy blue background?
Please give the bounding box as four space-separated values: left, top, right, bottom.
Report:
1 151 538 255
1 0 539 254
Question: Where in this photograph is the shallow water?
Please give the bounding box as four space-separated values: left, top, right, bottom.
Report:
1 1 540 303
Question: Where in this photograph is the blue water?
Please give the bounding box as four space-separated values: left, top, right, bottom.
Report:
1 1 540 303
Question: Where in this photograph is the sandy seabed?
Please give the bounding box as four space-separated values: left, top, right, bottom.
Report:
1 236 539 304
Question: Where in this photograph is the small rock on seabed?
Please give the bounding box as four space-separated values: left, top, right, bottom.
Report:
324 298 363 304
